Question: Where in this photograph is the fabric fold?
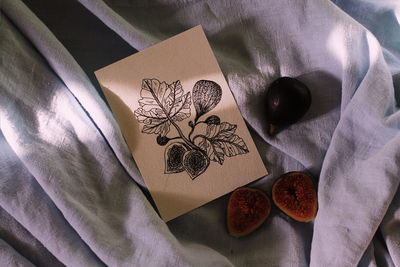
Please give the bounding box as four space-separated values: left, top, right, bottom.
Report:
2 0 145 187
1 0 400 265
1 1 233 266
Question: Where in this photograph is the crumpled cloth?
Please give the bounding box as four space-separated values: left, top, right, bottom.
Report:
1 0 400 266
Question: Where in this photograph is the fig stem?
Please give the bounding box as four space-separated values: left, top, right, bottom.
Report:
188 120 205 141
145 80 197 150
267 124 279 136
168 136 182 141
192 134 209 144
194 112 204 124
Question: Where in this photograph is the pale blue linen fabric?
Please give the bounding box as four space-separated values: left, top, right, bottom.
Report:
1 0 400 266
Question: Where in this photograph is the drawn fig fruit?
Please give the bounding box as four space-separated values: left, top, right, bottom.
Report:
227 187 271 237
265 77 311 136
193 80 222 121
183 149 210 179
164 142 188 174
157 135 170 146
272 172 317 222
205 115 221 125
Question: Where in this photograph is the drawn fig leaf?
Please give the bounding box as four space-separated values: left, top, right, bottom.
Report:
135 108 171 136
134 79 191 136
198 122 249 164
217 134 249 157
199 138 225 165
205 122 237 139
192 80 222 121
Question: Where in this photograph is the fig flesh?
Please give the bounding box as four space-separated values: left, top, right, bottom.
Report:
165 142 188 174
227 187 271 237
265 77 311 136
272 172 317 222
183 149 210 179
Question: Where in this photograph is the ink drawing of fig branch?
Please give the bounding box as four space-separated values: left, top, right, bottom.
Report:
134 78 249 180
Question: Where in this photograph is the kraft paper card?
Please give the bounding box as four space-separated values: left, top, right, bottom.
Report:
95 25 268 221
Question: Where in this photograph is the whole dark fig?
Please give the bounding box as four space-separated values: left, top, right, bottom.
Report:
265 77 311 136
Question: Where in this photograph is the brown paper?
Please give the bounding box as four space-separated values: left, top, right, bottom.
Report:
95 25 268 221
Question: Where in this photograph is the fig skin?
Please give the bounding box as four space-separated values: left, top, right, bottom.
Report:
227 187 271 237
265 77 311 136
272 172 317 222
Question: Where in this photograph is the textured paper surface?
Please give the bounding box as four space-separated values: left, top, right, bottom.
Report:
95 25 267 221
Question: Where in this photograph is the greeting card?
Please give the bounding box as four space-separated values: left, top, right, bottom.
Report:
95 25 267 221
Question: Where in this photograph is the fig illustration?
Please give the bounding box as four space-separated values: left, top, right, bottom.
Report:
265 77 311 136
205 115 221 125
183 149 210 179
164 142 188 174
192 80 222 121
272 172 317 222
157 135 170 146
227 187 271 237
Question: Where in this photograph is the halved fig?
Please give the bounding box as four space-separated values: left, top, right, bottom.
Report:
183 149 210 179
272 172 317 222
164 142 188 174
227 187 271 237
